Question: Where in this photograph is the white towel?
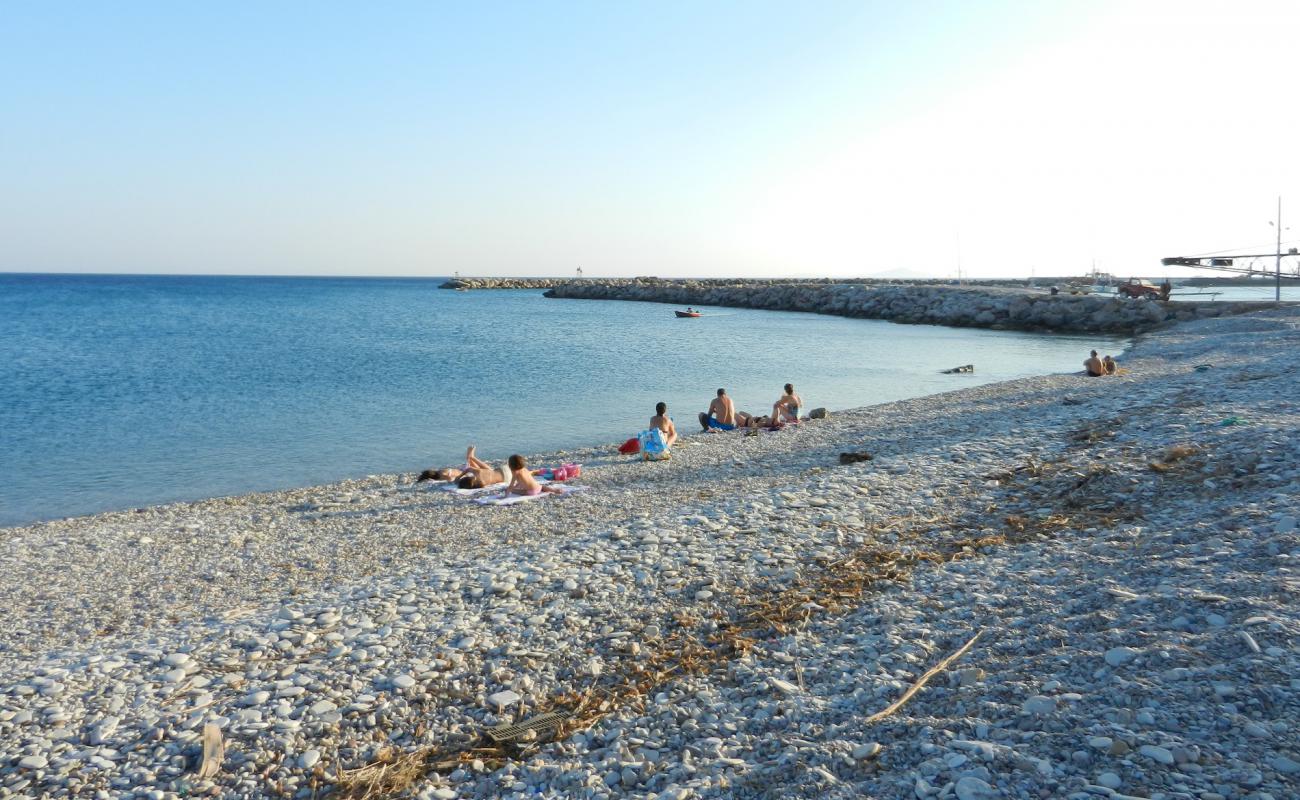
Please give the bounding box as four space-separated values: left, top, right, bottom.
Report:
474 485 587 506
446 477 554 497
443 482 507 496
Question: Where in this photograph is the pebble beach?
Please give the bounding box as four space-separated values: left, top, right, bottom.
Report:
2 307 1298 800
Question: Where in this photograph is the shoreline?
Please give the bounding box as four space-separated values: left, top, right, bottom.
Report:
1 308 1297 799
0 360 1124 662
1 320 1132 531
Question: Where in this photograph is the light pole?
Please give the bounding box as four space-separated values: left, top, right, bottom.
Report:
1267 197 1287 302
1275 197 1281 302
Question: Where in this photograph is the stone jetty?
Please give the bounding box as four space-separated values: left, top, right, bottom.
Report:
436 278 1045 291
539 279 1277 333
441 278 578 290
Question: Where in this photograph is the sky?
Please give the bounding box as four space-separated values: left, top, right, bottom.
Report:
2 0 1298 279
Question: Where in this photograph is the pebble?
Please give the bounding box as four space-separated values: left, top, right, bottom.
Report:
954 775 996 800
1104 647 1140 667
487 690 521 710
308 700 336 716
1139 745 1175 765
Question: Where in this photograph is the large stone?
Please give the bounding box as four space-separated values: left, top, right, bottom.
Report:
954 776 995 800
487 690 522 710
1139 745 1174 765
1104 646 1140 667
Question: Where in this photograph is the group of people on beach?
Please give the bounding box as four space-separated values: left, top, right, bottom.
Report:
699 383 803 431
1084 350 1119 377
636 384 804 461
426 383 805 486
419 446 563 496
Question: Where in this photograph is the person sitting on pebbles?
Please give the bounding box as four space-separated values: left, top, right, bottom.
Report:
1084 350 1105 377
773 383 802 423
640 402 678 460
1103 354 1118 375
503 454 563 497
700 388 739 431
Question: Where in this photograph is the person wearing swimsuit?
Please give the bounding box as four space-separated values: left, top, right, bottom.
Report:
650 402 678 448
456 445 509 489
773 383 802 423
1084 351 1105 378
701 388 739 431
503 454 562 496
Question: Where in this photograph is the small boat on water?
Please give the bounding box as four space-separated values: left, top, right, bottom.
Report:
675 309 701 318
1062 267 1115 296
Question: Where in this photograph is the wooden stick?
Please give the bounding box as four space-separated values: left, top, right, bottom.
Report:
864 630 983 724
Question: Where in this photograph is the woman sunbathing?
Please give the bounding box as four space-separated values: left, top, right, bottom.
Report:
417 466 467 482
455 445 514 489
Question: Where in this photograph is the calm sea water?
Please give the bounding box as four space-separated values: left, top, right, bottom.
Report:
1170 284 1300 302
0 274 1129 526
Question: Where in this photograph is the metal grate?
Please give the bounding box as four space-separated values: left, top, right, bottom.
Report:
483 711 570 743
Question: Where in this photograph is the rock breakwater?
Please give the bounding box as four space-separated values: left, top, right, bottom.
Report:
440 278 576 289
543 279 1278 333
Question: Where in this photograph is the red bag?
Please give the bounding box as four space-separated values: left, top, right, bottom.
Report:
618 437 640 454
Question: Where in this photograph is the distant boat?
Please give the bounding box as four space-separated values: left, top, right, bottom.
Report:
675 309 701 318
1063 267 1115 295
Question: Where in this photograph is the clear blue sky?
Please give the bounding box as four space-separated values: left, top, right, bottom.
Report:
3 1 1297 278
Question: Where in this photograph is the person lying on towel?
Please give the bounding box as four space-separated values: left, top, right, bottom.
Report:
455 445 513 489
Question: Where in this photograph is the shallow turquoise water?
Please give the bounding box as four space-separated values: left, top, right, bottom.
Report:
0 274 1127 525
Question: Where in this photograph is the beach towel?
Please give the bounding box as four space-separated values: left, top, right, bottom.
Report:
474 485 588 506
444 478 552 496
618 437 640 454
443 482 507 496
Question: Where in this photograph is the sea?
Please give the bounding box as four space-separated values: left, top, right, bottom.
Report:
0 273 1142 527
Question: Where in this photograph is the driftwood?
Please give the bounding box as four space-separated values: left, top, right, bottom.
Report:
196 723 224 779
864 630 983 723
